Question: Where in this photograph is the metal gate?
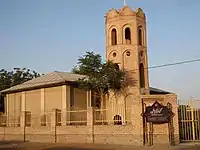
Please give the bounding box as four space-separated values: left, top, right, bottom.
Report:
178 99 200 142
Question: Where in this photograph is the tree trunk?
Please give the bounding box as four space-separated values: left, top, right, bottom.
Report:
100 93 104 115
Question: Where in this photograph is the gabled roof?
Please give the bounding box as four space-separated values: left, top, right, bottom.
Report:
1 71 85 94
1 71 172 95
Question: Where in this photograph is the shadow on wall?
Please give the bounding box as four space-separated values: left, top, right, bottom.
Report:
0 95 5 113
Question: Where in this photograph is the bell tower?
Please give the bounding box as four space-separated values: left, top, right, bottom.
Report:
105 6 149 95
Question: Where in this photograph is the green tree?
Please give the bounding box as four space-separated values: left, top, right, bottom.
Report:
72 51 127 109
0 68 40 112
0 68 40 91
11 68 40 86
0 69 12 91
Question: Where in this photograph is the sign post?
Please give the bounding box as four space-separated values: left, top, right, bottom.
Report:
142 101 175 146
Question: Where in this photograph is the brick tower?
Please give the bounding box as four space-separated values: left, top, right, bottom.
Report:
105 6 150 95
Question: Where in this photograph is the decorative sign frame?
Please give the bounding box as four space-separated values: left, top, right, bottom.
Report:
143 101 174 124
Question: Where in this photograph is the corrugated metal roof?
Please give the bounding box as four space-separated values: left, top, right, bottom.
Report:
149 87 172 94
0 71 85 94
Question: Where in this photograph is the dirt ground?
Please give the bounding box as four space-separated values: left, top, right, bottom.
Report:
0 141 200 150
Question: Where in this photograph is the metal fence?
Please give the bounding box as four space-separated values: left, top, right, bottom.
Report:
0 109 88 142
66 109 87 125
94 107 132 125
0 107 135 143
178 99 200 142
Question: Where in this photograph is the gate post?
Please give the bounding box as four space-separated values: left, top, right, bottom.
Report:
190 101 196 141
148 122 153 146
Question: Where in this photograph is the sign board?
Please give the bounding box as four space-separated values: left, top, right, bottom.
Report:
143 101 174 124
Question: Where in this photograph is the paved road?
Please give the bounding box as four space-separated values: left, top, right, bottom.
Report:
0 141 200 150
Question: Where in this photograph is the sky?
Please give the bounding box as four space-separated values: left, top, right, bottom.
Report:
0 0 200 102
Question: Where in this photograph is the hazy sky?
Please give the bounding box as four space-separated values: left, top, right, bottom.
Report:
0 0 200 102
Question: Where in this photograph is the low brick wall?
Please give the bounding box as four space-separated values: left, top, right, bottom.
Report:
94 125 143 145
0 125 178 146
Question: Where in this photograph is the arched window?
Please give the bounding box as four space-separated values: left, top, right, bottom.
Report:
139 63 145 88
138 28 142 46
114 115 122 125
125 27 131 44
111 29 117 45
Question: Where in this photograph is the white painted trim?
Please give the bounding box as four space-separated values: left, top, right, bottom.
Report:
87 90 92 108
66 86 71 124
62 85 67 110
61 85 67 125
6 94 9 115
21 92 25 111
87 91 89 107
41 88 45 114
67 86 71 110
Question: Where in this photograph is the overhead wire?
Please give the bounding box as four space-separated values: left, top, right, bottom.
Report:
147 58 200 70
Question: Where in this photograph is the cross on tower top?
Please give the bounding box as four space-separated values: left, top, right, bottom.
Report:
122 0 138 7
123 0 126 6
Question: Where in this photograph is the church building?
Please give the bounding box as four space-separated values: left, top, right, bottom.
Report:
0 4 179 146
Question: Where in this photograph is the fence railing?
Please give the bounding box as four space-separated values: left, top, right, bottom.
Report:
94 109 108 125
0 107 134 127
0 107 135 143
31 112 52 127
0 109 88 128
94 108 132 125
0 114 20 127
66 109 87 125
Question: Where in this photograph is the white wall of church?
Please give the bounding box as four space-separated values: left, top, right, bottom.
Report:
44 86 62 112
7 92 21 117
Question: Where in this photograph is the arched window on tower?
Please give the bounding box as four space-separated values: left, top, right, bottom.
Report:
138 28 142 46
111 29 117 45
139 63 145 88
125 27 131 44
